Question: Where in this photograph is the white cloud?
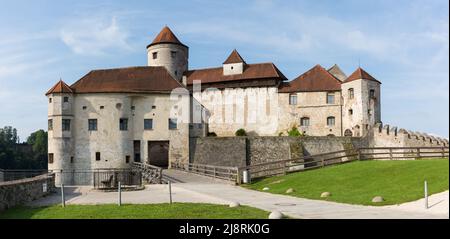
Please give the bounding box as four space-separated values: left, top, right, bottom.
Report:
60 17 132 55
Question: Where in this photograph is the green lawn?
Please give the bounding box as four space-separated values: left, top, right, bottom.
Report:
244 159 449 206
0 203 269 219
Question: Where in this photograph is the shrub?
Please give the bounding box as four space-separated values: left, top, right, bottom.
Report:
287 126 306 137
235 128 247 136
207 132 217 137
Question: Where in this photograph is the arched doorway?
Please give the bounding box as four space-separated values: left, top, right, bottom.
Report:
344 129 353 137
147 141 170 168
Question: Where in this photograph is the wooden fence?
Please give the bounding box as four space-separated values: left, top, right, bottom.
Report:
170 161 239 182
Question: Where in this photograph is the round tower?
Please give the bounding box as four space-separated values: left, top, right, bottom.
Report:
147 26 188 81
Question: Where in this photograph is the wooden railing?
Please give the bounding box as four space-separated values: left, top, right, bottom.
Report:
170 161 239 182
236 146 449 184
132 162 164 184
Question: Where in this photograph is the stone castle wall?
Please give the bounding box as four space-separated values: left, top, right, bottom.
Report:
189 136 367 167
0 174 56 211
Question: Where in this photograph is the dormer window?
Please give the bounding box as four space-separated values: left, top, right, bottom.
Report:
152 52 158 59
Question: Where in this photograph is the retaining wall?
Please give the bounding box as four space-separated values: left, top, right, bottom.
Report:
0 174 56 211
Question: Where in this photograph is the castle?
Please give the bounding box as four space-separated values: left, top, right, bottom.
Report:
46 26 448 173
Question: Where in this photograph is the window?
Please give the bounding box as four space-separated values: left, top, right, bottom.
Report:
125 156 130 164
70 157 74 164
63 97 69 103
300 117 310 127
88 119 97 131
48 119 53 131
289 94 297 105
175 71 178 76
144 119 153 130
368 109 372 116
327 117 336 126
171 51 177 58
152 105 156 109
82 106 87 110
131 106 135 110
49 98 52 103
62 119 71 131
348 88 354 99
120 118 128 131
349 109 353 115
48 153 54 164
231 66 234 70
326 92 335 104
169 118 177 130
152 52 158 59
95 152 101 161
100 106 104 109
370 89 375 99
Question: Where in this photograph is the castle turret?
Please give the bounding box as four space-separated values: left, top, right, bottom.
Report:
341 67 381 137
223 49 246 75
147 26 188 81
46 80 75 179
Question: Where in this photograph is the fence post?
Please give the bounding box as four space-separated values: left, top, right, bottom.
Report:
424 180 428 209
389 148 393 160
357 148 361 161
417 148 421 159
236 168 241 185
61 184 65 207
442 147 445 158
321 157 325 167
213 167 216 179
118 181 122 206
168 181 173 204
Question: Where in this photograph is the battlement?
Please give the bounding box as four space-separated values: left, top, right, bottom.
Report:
371 123 448 148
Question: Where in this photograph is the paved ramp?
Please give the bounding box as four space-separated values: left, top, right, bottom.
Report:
162 169 232 184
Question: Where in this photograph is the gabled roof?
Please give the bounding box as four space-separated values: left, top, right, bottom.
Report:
344 67 381 84
70 66 185 94
327 64 347 82
45 80 73 95
185 63 287 85
223 49 246 64
278 64 342 93
147 26 187 48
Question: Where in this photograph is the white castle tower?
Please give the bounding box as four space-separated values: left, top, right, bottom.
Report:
46 80 75 182
341 67 381 137
146 26 189 81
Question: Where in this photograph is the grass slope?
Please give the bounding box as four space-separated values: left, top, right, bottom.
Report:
245 159 449 206
0 203 269 219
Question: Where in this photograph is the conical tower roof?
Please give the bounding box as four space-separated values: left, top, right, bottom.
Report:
223 49 246 64
147 26 187 48
45 79 73 95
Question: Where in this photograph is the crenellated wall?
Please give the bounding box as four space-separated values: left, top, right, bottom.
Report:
369 123 449 148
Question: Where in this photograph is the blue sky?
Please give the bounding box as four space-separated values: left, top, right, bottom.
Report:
0 0 448 140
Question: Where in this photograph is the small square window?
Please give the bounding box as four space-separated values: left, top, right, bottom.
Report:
349 109 353 115
289 94 297 105
152 105 156 109
131 106 135 110
63 97 69 103
48 153 54 164
126 155 130 164
300 117 310 127
120 118 128 131
82 106 87 110
95 152 101 161
100 106 105 109
326 93 335 104
169 118 177 130
70 157 74 164
171 51 177 58
48 119 53 131
370 89 376 99
49 98 52 103
62 119 71 131
88 119 97 131
152 52 158 59
144 119 153 130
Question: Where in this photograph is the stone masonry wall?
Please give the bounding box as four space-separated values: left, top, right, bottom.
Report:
0 174 56 211
189 136 367 167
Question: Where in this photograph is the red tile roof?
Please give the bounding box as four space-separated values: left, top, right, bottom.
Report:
185 63 287 85
344 67 381 84
278 64 342 93
69 66 185 94
223 49 246 64
46 80 73 95
147 26 187 48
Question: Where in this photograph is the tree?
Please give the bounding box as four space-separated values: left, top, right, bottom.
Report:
0 126 20 169
235 128 247 136
26 130 48 169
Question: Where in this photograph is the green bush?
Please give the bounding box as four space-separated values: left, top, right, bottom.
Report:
207 132 217 137
287 126 305 137
235 128 247 136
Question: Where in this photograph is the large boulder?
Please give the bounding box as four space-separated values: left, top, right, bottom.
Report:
321 192 331 198
372 196 384 203
229 202 240 208
268 211 284 219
